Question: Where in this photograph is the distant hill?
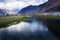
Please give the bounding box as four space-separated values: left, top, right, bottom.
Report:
0 9 6 14
18 0 60 14
3 9 16 15
0 9 16 15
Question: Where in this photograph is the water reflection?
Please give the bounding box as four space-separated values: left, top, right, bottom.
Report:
0 17 57 40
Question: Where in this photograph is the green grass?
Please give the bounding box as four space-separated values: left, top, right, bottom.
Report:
0 15 28 28
33 15 60 19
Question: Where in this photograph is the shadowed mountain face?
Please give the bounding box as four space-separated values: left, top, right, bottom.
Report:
18 5 39 14
18 5 41 14
18 3 46 14
40 0 60 13
18 0 60 14
46 5 60 12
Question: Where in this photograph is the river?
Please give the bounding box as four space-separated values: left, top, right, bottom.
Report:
0 17 59 40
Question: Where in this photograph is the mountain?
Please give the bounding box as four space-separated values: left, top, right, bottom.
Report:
3 9 16 14
18 5 39 14
18 3 46 14
18 0 60 14
40 0 60 13
0 9 7 14
0 9 16 15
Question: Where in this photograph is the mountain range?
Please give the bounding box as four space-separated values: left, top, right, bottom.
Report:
0 9 16 15
18 0 60 14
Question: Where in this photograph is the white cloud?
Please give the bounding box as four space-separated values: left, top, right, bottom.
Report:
18 0 48 5
5 1 29 10
0 0 48 10
0 3 5 8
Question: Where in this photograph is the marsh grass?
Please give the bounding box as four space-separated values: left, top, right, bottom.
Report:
0 16 28 28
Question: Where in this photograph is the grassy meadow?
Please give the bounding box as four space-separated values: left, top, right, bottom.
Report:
0 15 28 28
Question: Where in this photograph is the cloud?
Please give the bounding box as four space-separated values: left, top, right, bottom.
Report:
0 3 5 8
0 0 5 2
0 0 48 10
5 1 29 10
18 0 48 5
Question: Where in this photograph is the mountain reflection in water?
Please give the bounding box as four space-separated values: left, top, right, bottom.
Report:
0 17 58 40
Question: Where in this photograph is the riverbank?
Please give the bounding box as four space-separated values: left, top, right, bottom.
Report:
0 16 28 28
33 15 60 19
0 15 60 28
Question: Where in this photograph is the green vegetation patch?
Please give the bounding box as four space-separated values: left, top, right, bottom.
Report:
0 16 28 28
33 15 60 19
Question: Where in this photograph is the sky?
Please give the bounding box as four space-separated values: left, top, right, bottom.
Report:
0 0 48 11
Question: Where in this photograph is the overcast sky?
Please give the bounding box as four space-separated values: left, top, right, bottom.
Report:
0 0 48 11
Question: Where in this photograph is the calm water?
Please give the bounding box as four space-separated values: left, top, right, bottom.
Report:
0 17 58 40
